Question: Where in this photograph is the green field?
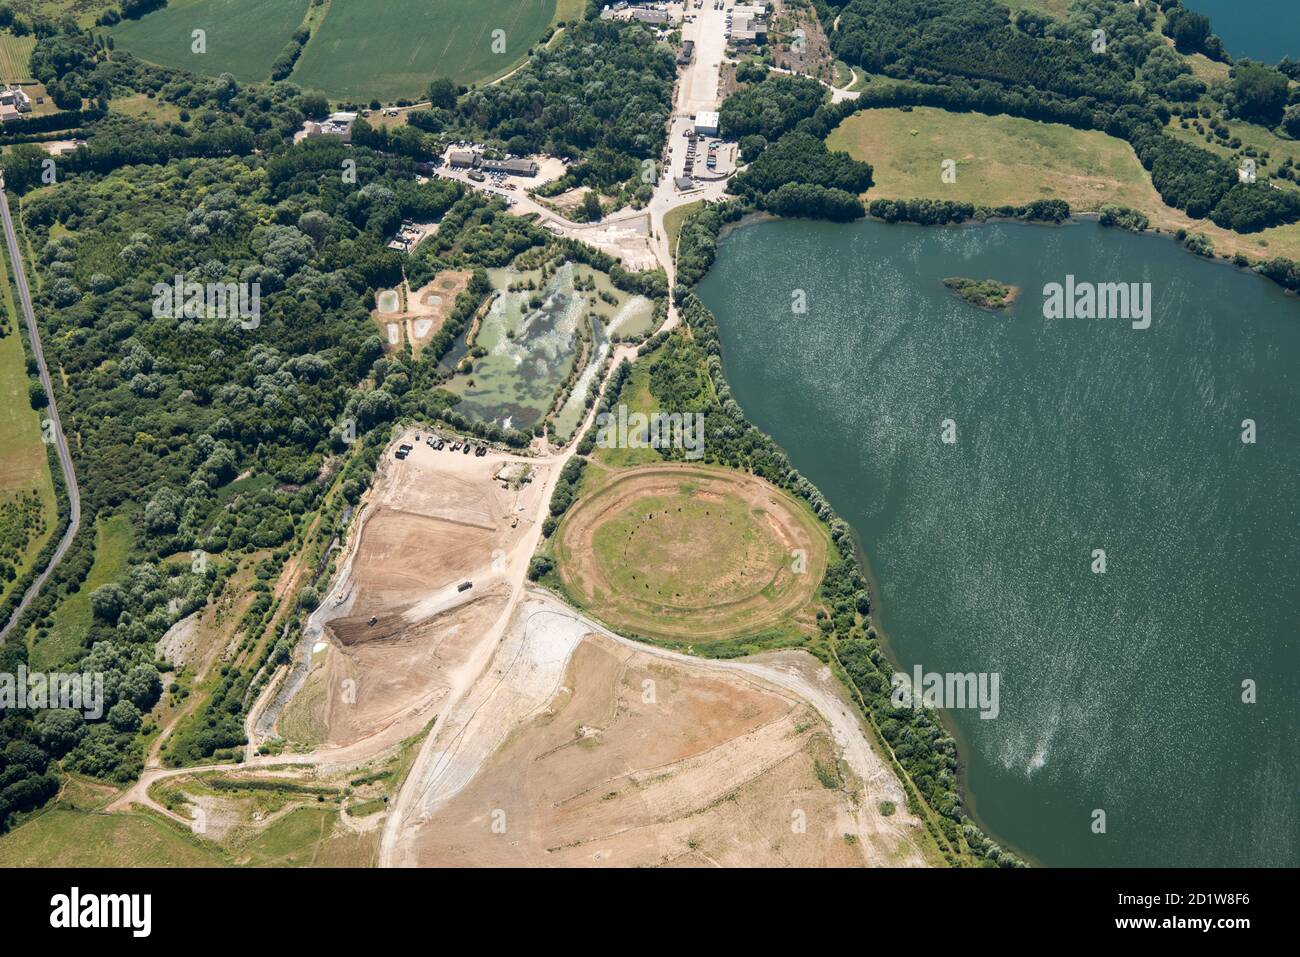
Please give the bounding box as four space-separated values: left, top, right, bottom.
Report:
0 807 226 866
28 514 133 670
664 199 703 263
112 0 311 84
553 465 828 643
829 106 1164 213
0 236 56 609
289 0 555 101
827 105 1300 261
591 362 660 468
0 32 35 83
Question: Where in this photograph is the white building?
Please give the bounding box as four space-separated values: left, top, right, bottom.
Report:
694 111 719 136
0 86 32 125
0 86 32 112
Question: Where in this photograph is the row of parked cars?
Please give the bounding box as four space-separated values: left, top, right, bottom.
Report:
405 432 488 457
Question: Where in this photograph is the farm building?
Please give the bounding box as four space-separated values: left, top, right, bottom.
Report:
600 3 671 24
0 87 31 111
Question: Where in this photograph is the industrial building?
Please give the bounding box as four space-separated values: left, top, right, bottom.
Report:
295 111 358 144
482 158 539 176
694 111 719 136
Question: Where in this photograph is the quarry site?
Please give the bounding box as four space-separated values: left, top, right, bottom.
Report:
102 424 931 868
172 430 927 868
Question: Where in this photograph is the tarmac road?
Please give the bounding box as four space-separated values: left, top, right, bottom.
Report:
0 181 81 642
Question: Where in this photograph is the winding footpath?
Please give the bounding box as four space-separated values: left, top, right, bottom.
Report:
0 181 81 642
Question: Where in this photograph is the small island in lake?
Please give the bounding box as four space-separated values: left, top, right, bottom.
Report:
943 277 1019 310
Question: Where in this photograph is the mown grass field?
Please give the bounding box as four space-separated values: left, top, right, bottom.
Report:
0 32 35 83
553 464 828 643
828 105 1300 261
28 514 133 671
112 0 311 84
289 0 555 101
591 363 660 469
829 106 1162 213
0 238 56 609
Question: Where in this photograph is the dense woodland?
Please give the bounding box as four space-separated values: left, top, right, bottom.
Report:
361 20 675 204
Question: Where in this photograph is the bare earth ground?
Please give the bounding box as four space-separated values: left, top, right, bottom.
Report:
371 270 471 355
273 437 553 754
397 594 928 867
106 426 927 868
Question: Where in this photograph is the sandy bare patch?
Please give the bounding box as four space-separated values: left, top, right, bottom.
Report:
369 271 471 355
404 629 915 866
274 436 553 753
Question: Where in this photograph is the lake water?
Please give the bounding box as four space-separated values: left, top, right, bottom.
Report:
1184 1 1298 63
698 217 1299 866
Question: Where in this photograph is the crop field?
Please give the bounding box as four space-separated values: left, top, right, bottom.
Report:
289 0 555 101
0 33 35 83
112 0 311 84
553 464 827 643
